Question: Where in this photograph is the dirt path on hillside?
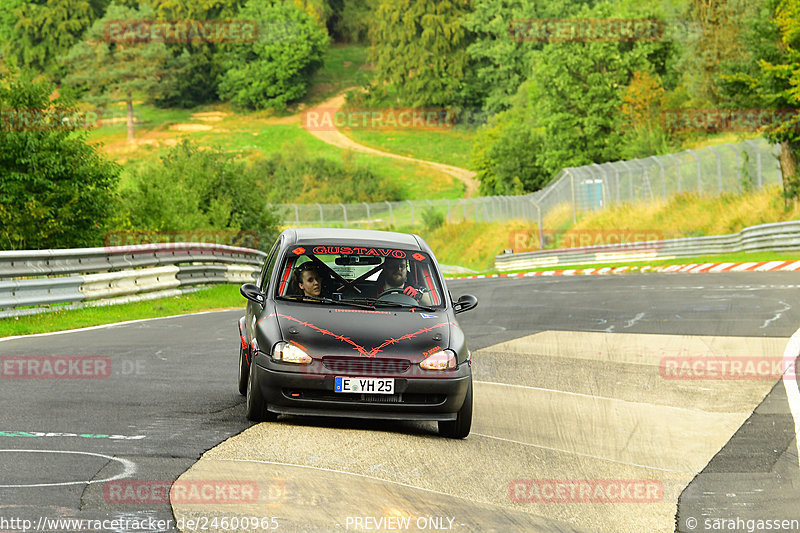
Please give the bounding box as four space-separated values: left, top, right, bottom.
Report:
301 92 479 198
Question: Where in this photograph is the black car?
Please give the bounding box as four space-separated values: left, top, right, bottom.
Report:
237 228 478 438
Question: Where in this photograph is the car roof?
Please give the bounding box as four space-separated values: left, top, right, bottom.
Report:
281 228 430 252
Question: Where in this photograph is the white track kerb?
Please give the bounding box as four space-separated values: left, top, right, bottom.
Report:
783 328 800 470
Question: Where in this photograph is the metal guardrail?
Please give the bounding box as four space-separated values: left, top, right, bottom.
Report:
495 221 800 271
0 243 267 318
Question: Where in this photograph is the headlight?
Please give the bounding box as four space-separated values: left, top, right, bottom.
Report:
272 341 312 364
420 349 456 370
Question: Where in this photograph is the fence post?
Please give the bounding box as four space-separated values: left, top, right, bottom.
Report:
291 203 299 226
666 153 681 194
707 146 723 194
445 199 451 221
619 161 633 202
385 201 393 226
339 203 347 228
315 203 324 226
685 150 701 195
650 156 666 199
566 169 577 223
530 199 543 246
725 144 743 191
362 202 370 227
745 139 763 188
407 200 415 226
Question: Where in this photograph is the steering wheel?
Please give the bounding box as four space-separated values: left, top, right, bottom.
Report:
378 288 406 298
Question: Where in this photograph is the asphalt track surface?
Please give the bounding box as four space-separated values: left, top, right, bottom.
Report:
1 272 799 533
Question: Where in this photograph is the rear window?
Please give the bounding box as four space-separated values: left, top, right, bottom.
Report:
275 244 444 308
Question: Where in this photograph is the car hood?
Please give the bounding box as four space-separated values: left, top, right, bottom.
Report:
271 302 451 362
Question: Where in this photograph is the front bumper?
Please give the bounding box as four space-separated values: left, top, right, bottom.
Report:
252 355 471 421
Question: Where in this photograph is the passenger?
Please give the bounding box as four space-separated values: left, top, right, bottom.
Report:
292 262 323 298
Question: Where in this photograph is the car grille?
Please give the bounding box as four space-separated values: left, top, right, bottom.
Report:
321 356 412 375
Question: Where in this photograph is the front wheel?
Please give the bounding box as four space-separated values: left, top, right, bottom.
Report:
245 359 277 422
438 376 472 439
237 343 249 396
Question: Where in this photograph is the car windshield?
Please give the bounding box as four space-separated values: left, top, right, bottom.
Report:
275 244 445 309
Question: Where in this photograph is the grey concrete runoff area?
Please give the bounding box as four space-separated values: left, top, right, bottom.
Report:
0 271 799 533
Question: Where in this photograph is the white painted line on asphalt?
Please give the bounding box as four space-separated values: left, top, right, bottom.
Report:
0 309 239 342
471 433 693 474
218 458 464 500
0 449 136 488
781 328 800 472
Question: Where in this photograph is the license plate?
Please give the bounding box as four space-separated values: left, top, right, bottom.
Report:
335 376 394 394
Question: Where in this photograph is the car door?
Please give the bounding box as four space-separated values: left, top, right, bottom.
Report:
245 237 280 346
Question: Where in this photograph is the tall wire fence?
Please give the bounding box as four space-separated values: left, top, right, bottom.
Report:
270 138 782 229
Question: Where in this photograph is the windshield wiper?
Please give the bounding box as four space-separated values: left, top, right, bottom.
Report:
276 295 375 310
342 298 437 312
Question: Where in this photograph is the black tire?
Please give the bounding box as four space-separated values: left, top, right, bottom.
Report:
237 343 249 396
438 376 472 439
245 358 277 422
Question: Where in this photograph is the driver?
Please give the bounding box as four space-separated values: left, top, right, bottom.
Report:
377 257 432 305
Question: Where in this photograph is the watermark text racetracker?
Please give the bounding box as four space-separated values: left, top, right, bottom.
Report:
1 356 146 379
302 108 488 131
103 19 258 43
660 356 797 380
104 229 259 250
509 229 664 253
509 479 663 503
509 18 664 42
0 108 99 131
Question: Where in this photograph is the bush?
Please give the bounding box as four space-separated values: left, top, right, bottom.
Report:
116 141 280 251
247 147 404 204
471 108 551 195
422 207 445 231
217 1 329 110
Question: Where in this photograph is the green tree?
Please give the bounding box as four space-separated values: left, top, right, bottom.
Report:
217 0 329 110
471 102 550 195
144 0 246 108
528 1 674 176
0 74 120 250
463 0 599 112
369 0 473 107
721 0 800 203
3 0 96 81
62 3 170 143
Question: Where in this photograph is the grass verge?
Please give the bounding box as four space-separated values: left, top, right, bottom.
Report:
0 285 244 338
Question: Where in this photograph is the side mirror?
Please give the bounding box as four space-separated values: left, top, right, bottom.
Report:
240 283 265 305
453 294 478 314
